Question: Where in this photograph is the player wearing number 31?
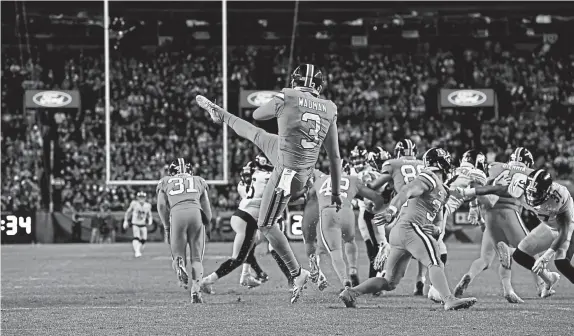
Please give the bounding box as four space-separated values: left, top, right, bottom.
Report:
123 191 153 258
197 63 341 304
340 148 478 311
156 158 213 303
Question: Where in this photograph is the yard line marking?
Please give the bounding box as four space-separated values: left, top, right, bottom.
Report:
2 305 174 311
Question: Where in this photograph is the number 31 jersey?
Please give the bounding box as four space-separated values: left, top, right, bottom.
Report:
157 173 208 210
276 88 338 170
238 169 271 211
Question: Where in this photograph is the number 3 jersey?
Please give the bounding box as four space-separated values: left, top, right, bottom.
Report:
275 88 338 170
396 169 449 227
129 201 152 226
238 169 271 211
488 162 534 211
312 169 361 210
157 173 208 210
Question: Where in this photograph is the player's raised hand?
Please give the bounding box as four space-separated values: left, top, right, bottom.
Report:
331 194 343 211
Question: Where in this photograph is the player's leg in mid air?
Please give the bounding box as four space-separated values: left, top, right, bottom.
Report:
202 210 262 292
513 223 565 297
257 167 312 303
131 225 144 258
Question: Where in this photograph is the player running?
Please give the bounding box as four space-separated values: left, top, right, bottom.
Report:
308 168 386 290
201 155 271 293
196 63 342 303
340 148 478 311
123 191 152 258
368 139 428 295
458 169 573 296
454 147 544 300
157 158 212 303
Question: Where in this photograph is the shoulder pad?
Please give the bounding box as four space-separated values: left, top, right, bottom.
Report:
418 169 438 190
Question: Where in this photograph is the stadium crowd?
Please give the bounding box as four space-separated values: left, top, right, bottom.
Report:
2 40 574 213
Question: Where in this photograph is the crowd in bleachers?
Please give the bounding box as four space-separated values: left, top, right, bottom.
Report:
2 39 574 213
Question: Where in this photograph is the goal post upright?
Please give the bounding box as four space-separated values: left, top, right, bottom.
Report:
104 0 111 185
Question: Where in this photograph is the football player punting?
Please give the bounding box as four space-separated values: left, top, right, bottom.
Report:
201 155 271 294
197 63 342 303
123 191 153 258
454 147 543 301
459 169 573 296
156 158 212 303
367 139 428 296
340 148 477 311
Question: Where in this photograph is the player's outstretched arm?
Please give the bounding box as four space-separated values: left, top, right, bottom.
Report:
200 189 213 224
323 122 342 196
462 184 511 199
357 183 386 212
253 92 284 120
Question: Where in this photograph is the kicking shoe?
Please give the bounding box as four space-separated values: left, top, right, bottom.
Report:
317 271 329 291
256 272 269 283
350 273 360 287
174 256 189 290
200 281 215 295
504 291 524 304
540 272 560 298
496 241 513 269
427 285 443 304
191 292 204 304
454 274 471 298
413 280 424 296
240 275 262 289
135 251 142 258
290 268 310 304
339 287 360 308
444 296 477 311
196 95 222 124
308 254 320 283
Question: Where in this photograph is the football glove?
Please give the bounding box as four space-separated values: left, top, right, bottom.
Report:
467 204 481 225
532 249 555 274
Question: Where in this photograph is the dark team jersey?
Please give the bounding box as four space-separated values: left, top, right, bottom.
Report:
488 162 534 211
396 169 449 226
312 169 360 210
380 156 425 193
274 88 338 169
157 173 208 210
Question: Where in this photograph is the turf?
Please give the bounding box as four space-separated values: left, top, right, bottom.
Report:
1 242 573 336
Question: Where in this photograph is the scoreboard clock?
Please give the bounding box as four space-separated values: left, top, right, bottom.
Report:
1 214 35 244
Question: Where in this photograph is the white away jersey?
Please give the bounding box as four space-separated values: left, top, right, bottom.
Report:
524 182 574 231
444 165 487 215
130 201 152 225
239 169 271 211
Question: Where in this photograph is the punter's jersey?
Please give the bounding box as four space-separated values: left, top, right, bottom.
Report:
238 169 271 210
312 169 360 210
129 201 152 225
444 164 488 214
523 182 574 231
381 157 425 193
488 162 534 211
157 173 208 210
276 88 338 170
396 169 449 227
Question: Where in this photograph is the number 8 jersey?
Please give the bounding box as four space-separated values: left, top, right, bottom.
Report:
157 173 208 210
276 88 338 170
380 157 425 193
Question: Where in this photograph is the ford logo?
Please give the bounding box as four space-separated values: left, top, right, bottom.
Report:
447 90 487 107
32 91 73 108
246 91 279 107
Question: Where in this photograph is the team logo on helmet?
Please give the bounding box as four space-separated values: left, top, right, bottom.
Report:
509 147 534 168
525 169 553 207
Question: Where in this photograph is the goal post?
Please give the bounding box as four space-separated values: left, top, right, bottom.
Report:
103 0 229 186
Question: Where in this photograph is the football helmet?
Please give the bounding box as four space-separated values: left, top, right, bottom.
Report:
525 169 553 207
509 147 534 168
254 153 273 172
350 145 368 170
394 139 417 158
342 158 351 175
168 158 192 176
136 191 146 201
367 146 391 171
291 63 323 95
423 147 453 179
461 149 487 172
241 161 255 184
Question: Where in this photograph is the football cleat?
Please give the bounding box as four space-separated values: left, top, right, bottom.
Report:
191 292 204 304
504 291 524 304
255 272 269 283
290 269 310 304
413 280 425 296
240 275 262 289
174 256 189 290
339 287 360 308
454 274 471 298
317 271 328 291
308 254 320 283
495 241 513 269
350 273 360 287
427 285 443 304
200 281 215 295
540 272 560 298
135 251 142 258
444 297 477 311
196 95 223 124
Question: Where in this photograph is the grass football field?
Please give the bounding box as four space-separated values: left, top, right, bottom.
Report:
2 242 573 336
